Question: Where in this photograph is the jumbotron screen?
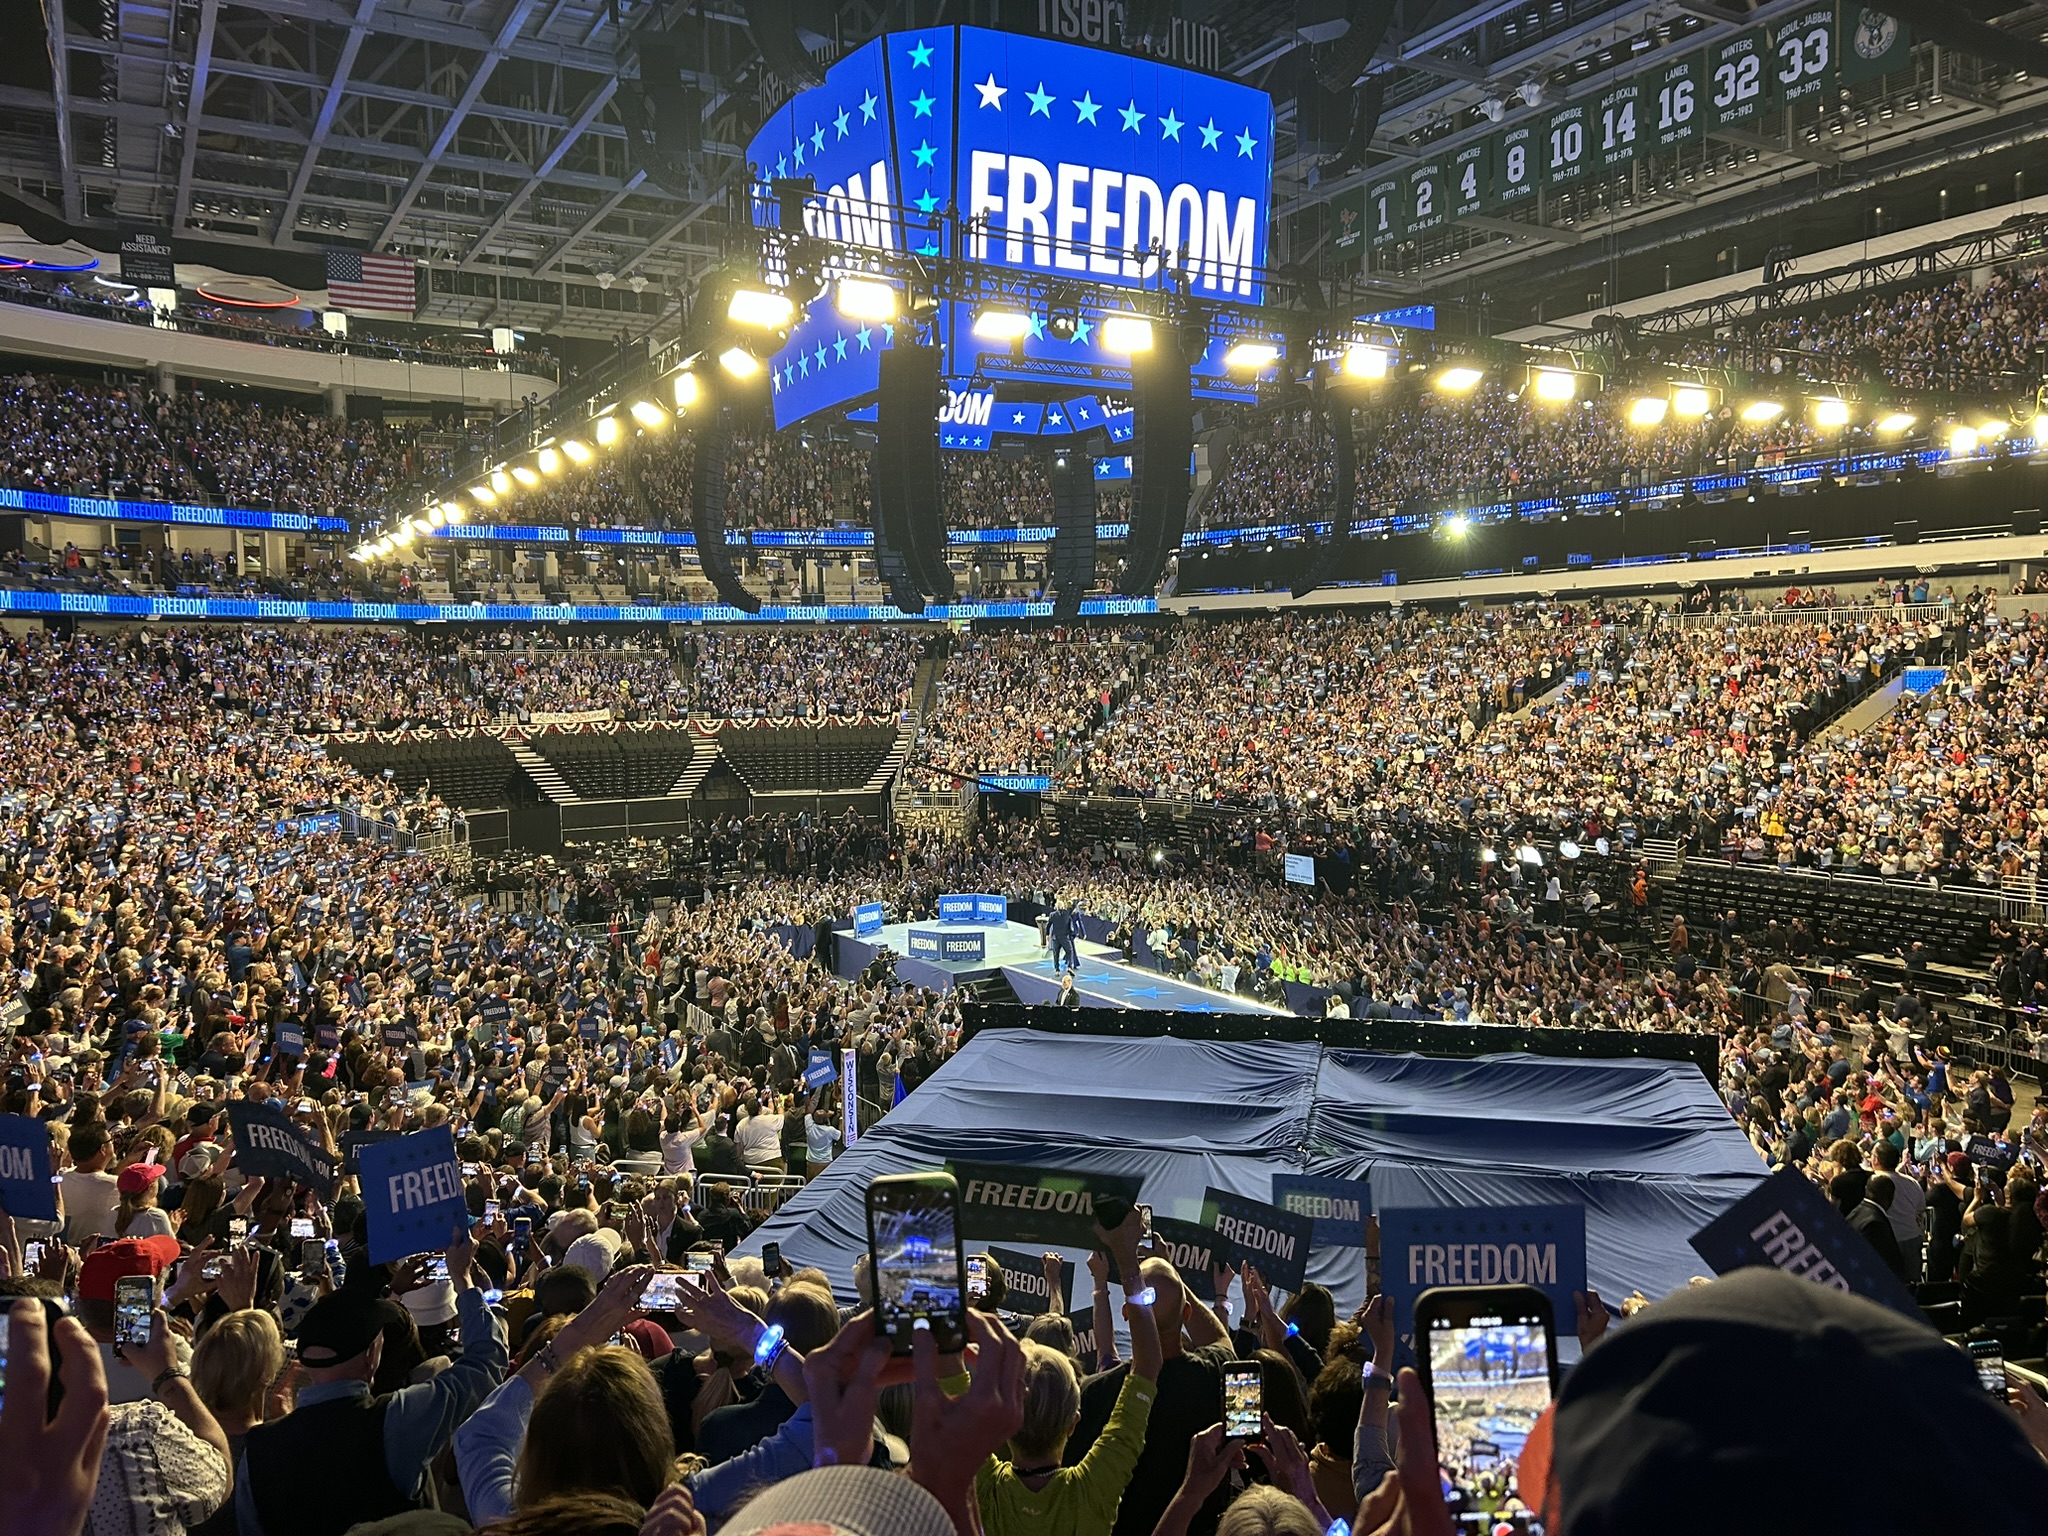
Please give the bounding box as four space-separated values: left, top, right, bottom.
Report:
747 26 1275 428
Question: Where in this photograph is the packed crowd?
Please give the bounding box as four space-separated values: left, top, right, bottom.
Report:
683 627 927 719
912 629 1148 790
0 373 451 514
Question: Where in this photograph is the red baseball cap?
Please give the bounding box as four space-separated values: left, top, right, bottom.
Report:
78 1235 181 1301
116 1162 169 1195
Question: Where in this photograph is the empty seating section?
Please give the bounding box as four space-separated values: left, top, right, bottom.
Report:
716 727 898 792
528 730 700 800
1670 862 1994 971
325 736 523 808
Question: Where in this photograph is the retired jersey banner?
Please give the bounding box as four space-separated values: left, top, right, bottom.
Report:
1379 1204 1586 1346
1839 7 1909 86
989 1244 1074 1316
1202 1186 1314 1291
946 1158 1142 1247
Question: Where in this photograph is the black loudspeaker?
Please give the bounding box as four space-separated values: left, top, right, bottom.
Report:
875 344 954 601
619 37 703 197
1294 74 1352 159
1047 451 1098 620
2015 512 2043 538
1291 400 1359 600
744 0 827 88
1893 519 1921 546
1118 336 1194 597
1321 73 1387 177
1309 0 1399 92
690 408 762 614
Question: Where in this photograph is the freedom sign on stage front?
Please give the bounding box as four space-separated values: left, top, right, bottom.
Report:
1378 1204 1586 1344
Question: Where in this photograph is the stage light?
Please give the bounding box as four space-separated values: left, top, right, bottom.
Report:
1435 366 1484 392
1101 315 1155 354
443 500 467 524
1443 514 1470 536
1047 298 1079 341
426 505 445 527
728 287 794 329
1628 396 1669 427
629 399 668 427
973 307 1032 341
562 438 592 464
672 373 700 409
835 277 896 322
1978 419 2010 440
1671 387 1712 418
1532 369 1578 403
469 484 496 505
595 415 621 447
2032 412 2048 442
393 523 416 546
1344 344 1390 379
718 345 762 378
1812 397 1850 428
537 446 562 475
489 470 513 495
512 465 540 487
1874 412 1916 434
409 515 433 535
1741 400 1784 423
1949 425 1979 455
1224 340 1280 371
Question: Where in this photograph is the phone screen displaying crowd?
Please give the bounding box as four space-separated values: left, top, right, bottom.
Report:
1418 1287 1556 1535
866 1172 968 1353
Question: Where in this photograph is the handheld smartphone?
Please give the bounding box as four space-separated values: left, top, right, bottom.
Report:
484 1200 501 1225
201 1254 227 1280
1967 1338 2006 1395
512 1216 532 1254
424 1256 451 1283
289 1217 315 1239
228 1216 248 1242
761 1240 781 1274
683 1249 716 1275
1223 1362 1263 1439
22 1241 43 1273
865 1171 968 1356
301 1238 326 1274
114 1275 157 1348
639 1271 684 1313
967 1254 989 1301
1415 1285 1557 1532
1092 1194 1132 1232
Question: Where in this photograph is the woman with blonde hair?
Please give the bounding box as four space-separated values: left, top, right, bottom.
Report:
190 1309 288 1536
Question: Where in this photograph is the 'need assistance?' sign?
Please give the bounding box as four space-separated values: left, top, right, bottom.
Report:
947 1159 1141 1247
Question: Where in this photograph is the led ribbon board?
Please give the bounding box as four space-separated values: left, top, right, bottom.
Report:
748 26 1274 427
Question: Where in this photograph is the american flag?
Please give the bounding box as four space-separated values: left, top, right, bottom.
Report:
324 250 417 315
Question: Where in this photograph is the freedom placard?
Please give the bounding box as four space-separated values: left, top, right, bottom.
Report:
358 1125 467 1265
989 1244 1074 1316
226 1100 338 1190
1067 1304 1099 1361
853 903 885 936
339 1129 404 1174
804 1049 839 1089
1965 1135 2017 1169
1202 1186 1315 1292
1379 1204 1587 1345
274 1020 305 1059
1689 1166 1920 1318
0 1113 57 1221
1272 1173 1372 1249
946 1159 1142 1248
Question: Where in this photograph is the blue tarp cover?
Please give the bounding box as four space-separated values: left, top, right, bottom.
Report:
744 1030 1764 1319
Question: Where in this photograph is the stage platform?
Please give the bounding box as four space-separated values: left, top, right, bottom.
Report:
1001 952 1292 1016
835 918 1057 991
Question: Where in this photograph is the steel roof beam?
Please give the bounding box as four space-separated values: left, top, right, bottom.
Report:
457 75 617 270
42 0 81 223
171 0 222 236
274 0 380 242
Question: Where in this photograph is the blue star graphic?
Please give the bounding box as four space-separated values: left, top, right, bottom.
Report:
1071 316 1093 345
1159 109 1184 141
882 323 894 344
833 334 848 361
856 327 872 351
914 189 941 213
1119 100 1145 132
1027 312 1046 340
774 154 788 179
908 38 933 68
1074 91 1100 125
1237 127 1259 158
798 354 811 377
1026 82 1054 116
1199 117 1222 150
792 139 805 169
834 108 850 138
916 239 939 256
859 90 878 123
911 90 934 118
811 123 826 153
913 139 937 169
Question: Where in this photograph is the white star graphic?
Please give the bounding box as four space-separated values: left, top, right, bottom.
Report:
1199 117 1222 150
1074 92 1100 125
1012 410 1026 424
1026 82 1054 116
1048 409 1065 426
974 74 1007 110
834 108 850 138
1159 109 1184 141
1119 100 1145 132
1236 127 1259 158
859 91 878 123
